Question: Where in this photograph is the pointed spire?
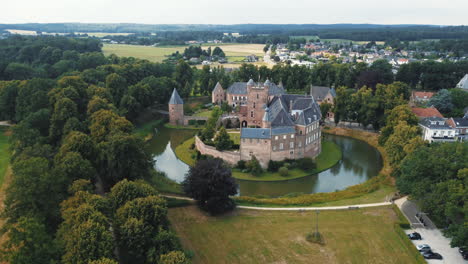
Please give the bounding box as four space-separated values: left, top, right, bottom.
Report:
169 88 184 105
264 79 271 86
247 79 254 86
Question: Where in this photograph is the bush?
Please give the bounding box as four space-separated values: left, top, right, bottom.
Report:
279 166 289 177
297 157 316 171
237 160 246 170
267 160 283 172
306 232 325 245
246 155 263 175
197 120 206 125
188 119 197 126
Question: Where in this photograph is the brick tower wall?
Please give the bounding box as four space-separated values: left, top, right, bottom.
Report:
169 104 184 125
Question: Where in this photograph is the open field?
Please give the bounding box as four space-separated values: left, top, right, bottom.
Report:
232 140 342 181
169 205 424 264
102 43 264 63
0 127 11 187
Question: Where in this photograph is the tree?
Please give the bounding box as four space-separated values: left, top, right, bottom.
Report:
246 155 263 175
214 127 233 150
319 102 332 121
183 159 237 215
428 89 454 114
106 73 127 105
379 104 418 145
109 179 158 211
159 251 189 264
174 60 193 98
89 109 133 143
384 121 421 166
0 81 19 121
0 217 59 264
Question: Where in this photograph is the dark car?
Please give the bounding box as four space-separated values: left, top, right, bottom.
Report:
423 251 443 260
407 232 422 240
459 248 468 260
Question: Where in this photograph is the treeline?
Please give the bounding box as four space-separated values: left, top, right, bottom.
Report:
0 39 192 263
0 35 104 80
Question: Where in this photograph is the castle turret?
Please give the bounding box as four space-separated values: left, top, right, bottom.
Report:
168 88 184 125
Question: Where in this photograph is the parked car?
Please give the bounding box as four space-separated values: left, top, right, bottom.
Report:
459 248 468 260
417 244 431 252
422 251 443 260
407 232 422 240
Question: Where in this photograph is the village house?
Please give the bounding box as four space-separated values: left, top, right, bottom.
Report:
448 117 468 142
419 117 456 143
411 106 443 119
410 91 436 105
456 74 468 91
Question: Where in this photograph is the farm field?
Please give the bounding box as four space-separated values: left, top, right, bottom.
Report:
102 43 265 63
169 206 424 264
76 32 134 37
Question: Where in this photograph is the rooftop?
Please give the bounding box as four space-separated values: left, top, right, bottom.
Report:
411 107 443 118
169 88 183 105
240 128 271 139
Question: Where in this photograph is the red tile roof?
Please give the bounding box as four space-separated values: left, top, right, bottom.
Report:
412 91 435 100
411 107 443 118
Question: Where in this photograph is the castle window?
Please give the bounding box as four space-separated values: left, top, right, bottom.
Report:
251 111 254 117
291 134 294 139
275 136 278 140
298 142 302 147
290 151 294 155
300 130 303 135
283 135 286 139
290 142 294 148
256 94 259 99
253 102 256 108
279 143 284 150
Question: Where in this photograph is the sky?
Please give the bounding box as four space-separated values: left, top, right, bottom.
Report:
2 0 468 25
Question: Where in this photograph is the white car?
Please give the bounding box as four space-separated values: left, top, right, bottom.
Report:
417 244 431 252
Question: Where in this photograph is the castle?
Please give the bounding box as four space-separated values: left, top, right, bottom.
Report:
170 80 323 168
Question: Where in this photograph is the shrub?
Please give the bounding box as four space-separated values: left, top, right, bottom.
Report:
237 160 246 170
297 157 316 171
246 156 263 175
306 232 325 245
188 119 197 126
267 160 283 172
189 143 195 150
197 120 206 125
279 166 289 177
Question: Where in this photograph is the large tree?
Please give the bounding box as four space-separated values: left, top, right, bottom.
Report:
183 159 237 215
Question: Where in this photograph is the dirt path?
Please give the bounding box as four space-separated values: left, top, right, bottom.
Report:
162 195 392 211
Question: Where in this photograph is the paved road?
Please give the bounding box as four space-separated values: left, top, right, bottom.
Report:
395 197 466 263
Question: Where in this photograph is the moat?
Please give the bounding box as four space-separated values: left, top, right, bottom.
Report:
147 126 383 197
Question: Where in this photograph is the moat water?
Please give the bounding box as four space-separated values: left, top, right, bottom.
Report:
147 126 383 197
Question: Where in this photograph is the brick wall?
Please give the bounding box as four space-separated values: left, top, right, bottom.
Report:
195 136 241 165
240 138 272 168
169 104 184 125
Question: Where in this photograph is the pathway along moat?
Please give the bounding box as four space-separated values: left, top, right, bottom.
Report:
147 126 383 197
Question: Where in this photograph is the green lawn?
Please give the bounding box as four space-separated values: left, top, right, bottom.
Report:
102 43 264 63
0 126 11 187
134 119 165 139
169 206 425 264
193 110 213 117
232 140 342 181
174 137 197 166
228 132 240 145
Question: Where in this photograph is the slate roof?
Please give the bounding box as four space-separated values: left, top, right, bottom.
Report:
271 127 296 135
265 94 321 127
419 117 452 129
226 81 285 96
212 82 223 93
240 128 271 139
310 85 334 101
169 88 183 104
456 74 468 89
450 117 468 128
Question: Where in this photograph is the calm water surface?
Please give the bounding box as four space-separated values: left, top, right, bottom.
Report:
148 127 383 197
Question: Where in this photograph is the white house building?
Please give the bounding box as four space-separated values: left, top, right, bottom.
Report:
419 117 456 143
456 74 468 91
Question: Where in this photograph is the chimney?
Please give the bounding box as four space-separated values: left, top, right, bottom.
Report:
289 100 293 113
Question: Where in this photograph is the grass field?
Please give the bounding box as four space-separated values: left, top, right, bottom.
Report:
0 127 11 187
193 110 213 117
102 43 264 63
169 206 424 264
228 132 240 145
232 140 342 181
175 137 197 166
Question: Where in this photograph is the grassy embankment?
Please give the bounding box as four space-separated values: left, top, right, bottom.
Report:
232 140 341 181
0 127 11 187
102 43 265 65
168 205 425 264
233 127 395 206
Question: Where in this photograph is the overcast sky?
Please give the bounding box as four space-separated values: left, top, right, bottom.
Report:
2 0 467 25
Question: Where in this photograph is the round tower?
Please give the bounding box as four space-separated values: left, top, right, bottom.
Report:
168 88 184 125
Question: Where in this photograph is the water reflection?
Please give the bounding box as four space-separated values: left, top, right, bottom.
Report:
148 128 383 197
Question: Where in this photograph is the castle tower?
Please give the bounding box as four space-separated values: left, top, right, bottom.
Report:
168 88 184 125
262 107 271 128
246 79 269 127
